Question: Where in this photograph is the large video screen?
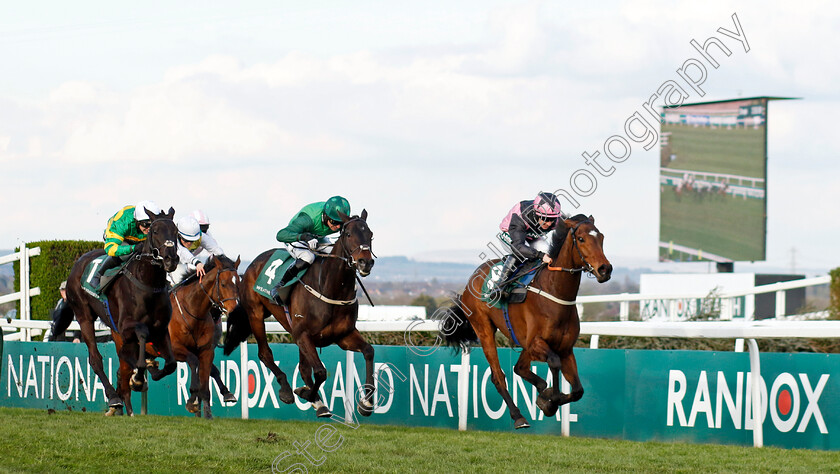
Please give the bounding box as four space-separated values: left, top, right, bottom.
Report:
659 97 768 263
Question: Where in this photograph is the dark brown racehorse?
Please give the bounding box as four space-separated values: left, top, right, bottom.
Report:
440 215 612 429
56 208 180 415
224 211 375 417
151 255 242 419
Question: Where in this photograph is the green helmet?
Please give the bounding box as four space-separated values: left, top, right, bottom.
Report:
324 196 351 222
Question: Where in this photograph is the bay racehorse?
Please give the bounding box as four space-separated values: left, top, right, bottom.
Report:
148 255 241 419
439 215 612 429
224 210 375 417
56 208 180 415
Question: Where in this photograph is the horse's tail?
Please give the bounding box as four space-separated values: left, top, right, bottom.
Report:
50 303 75 342
435 293 478 351
223 303 252 356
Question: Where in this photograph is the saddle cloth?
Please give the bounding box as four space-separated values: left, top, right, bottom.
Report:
480 259 540 309
252 249 309 302
81 255 122 301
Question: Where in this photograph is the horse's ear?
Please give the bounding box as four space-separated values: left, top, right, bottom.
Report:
234 256 241 268
167 207 176 219
562 218 575 230
360 209 368 221
145 208 157 220
337 210 350 223
588 215 595 225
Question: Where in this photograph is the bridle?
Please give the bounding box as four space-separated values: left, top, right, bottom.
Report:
317 217 375 273
546 220 597 275
198 266 240 316
133 218 177 267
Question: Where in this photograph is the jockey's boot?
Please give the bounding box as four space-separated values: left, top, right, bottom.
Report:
89 255 121 291
488 255 518 302
270 259 311 306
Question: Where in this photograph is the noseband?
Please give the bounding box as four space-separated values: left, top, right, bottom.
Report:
546 221 597 275
320 217 375 273
199 267 240 316
135 218 176 266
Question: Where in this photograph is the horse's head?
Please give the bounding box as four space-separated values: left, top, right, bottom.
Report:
553 215 612 283
336 209 375 276
208 255 241 315
144 207 179 272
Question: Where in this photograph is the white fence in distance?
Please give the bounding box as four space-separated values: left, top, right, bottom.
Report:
0 245 41 342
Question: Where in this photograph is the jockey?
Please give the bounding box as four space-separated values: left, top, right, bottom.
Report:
270 196 350 304
489 192 566 301
89 200 161 291
169 216 226 285
189 210 224 260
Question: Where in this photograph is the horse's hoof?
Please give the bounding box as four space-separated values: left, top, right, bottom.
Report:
107 397 124 409
223 393 238 404
130 379 148 392
145 358 159 369
514 418 530 429
104 407 123 417
357 399 374 417
278 387 294 405
186 402 200 414
294 386 312 401
537 393 559 417
315 406 332 417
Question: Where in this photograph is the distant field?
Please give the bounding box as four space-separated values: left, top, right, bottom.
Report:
660 187 765 261
2 407 839 473
662 124 765 177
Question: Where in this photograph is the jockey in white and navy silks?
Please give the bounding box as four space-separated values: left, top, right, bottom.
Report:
169 216 226 285
489 192 566 300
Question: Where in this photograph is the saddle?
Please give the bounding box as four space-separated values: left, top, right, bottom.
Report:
81 256 128 300
252 249 310 304
481 259 541 308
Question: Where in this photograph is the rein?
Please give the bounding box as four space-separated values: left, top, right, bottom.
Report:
528 220 598 306
121 218 177 292
305 216 374 306
545 221 595 274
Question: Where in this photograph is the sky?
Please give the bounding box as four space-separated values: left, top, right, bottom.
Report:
1 1 838 276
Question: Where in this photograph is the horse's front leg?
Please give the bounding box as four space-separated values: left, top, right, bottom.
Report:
519 337 560 417
151 331 177 381
552 349 584 407
130 324 149 391
294 332 331 418
211 363 237 404
197 347 215 419
337 329 375 417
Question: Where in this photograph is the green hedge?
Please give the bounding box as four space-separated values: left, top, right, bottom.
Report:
14 240 101 320
831 267 840 320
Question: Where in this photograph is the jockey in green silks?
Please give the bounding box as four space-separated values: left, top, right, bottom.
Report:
89 200 161 291
270 196 350 305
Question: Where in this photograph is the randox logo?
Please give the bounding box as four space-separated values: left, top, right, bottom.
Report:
666 370 829 434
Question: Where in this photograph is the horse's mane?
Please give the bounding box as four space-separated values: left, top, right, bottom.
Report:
547 214 590 259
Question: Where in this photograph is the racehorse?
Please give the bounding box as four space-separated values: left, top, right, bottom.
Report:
149 255 242 419
56 208 180 415
224 210 375 418
439 215 612 429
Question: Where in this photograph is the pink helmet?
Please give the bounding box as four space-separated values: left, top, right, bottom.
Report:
533 192 562 218
190 209 210 226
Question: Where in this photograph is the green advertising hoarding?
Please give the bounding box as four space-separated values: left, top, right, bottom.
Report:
2 342 837 450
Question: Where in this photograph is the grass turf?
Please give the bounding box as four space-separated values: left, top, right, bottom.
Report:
1 407 839 473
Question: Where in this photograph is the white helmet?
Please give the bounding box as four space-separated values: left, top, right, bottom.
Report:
176 216 202 241
134 200 161 221
190 209 210 226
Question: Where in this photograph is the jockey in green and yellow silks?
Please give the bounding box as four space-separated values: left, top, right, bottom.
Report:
270 196 350 305
89 200 161 290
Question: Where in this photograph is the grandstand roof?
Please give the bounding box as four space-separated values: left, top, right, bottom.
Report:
664 96 799 109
